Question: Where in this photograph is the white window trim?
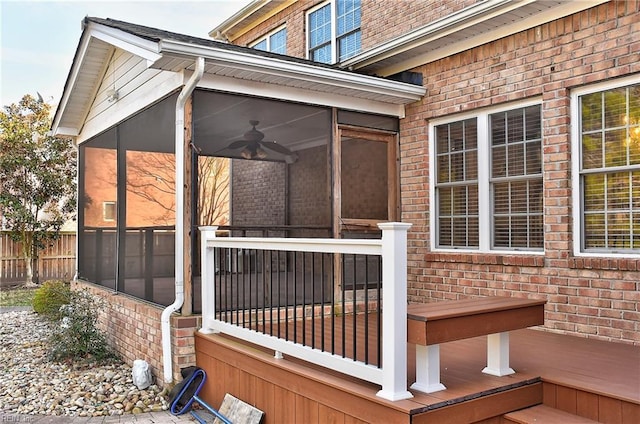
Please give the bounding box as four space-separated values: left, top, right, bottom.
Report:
250 25 287 53
571 73 640 258
307 0 361 64
306 1 335 63
103 201 116 222
428 98 544 255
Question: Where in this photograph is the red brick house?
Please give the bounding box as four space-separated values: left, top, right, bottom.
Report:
53 0 638 421
211 0 639 346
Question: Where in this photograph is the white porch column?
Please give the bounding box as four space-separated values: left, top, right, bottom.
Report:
411 344 447 393
376 222 413 401
198 226 218 334
482 332 515 376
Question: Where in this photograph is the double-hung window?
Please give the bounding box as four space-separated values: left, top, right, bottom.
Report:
573 77 640 254
251 26 287 54
307 0 361 64
432 103 543 252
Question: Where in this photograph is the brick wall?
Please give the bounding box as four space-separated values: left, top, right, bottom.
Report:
401 0 640 345
231 0 480 59
231 159 286 229
73 280 201 386
361 0 476 50
228 1 639 345
232 0 312 57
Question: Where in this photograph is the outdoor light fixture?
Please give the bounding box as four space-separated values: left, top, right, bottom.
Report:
106 89 119 103
240 145 268 160
226 120 297 163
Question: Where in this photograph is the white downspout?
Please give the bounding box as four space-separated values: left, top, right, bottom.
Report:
161 56 205 384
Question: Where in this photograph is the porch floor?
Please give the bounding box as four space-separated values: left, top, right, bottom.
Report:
195 325 639 423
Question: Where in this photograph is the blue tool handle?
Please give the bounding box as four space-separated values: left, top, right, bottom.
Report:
191 395 233 424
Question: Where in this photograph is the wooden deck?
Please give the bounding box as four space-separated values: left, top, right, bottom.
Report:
195 323 639 423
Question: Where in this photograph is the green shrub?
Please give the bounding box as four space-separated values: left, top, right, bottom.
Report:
32 280 71 319
48 289 117 363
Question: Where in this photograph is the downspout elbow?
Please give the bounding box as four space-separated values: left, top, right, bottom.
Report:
161 57 205 385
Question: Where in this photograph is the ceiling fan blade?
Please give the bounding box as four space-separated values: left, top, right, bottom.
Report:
259 141 293 155
227 140 250 149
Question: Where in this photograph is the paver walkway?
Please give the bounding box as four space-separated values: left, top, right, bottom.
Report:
0 411 202 423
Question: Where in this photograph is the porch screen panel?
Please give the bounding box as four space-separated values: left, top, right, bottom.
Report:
119 94 177 306
78 128 117 289
340 137 388 220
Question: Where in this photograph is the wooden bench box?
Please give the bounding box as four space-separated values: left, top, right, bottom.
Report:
407 297 546 393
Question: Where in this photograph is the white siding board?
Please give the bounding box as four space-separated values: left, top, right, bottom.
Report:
79 49 183 143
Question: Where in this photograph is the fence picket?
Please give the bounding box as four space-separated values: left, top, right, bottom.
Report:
0 232 76 284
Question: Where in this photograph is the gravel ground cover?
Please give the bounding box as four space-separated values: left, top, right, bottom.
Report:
0 310 171 418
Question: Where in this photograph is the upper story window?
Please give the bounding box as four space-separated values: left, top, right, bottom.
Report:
251 26 287 54
572 77 640 255
307 0 361 64
431 102 543 252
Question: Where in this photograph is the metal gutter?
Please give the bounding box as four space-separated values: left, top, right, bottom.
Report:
160 56 205 385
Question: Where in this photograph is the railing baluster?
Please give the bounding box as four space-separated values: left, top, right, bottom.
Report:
377 255 382 367
294 251 298 343
320 253 325 352
352 253 357 362
285 251 290 341
311 252 316 349
277 250 281 339
341 254 346 359
364 255 369 365
199 223 412 401
261 250 266 333
331 253 335 356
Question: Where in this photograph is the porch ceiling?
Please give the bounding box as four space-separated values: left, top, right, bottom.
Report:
52 17 425 138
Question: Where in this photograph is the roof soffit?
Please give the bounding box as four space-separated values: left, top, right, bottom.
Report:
53 18 425 138
343 0 610 76
52 22 164 137
156 39 424 104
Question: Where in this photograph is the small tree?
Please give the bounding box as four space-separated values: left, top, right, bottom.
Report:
0 94 76 285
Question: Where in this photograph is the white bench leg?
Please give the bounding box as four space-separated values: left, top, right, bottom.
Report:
410 344 447 393
482 332 515 376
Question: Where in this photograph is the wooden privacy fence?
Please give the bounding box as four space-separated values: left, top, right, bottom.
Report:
0 232 76 284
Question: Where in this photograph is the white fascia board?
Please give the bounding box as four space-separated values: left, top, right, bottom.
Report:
52 29 94 137
86 23 162 67
159 39 425 104
344 0 609 76
343 0 521 70
53 126 79 138
197 72 406 118
209 0 271 38
52 22 163 136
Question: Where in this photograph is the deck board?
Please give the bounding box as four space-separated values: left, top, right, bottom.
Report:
196 315 639 423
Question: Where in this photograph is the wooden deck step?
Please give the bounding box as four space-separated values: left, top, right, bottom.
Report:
504 404 601 423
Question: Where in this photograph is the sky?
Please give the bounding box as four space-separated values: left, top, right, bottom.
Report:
0 0 252 107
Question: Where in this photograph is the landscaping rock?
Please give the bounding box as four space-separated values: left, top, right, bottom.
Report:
0 310 169 417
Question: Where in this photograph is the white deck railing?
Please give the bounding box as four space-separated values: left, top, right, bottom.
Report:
199 222 413 401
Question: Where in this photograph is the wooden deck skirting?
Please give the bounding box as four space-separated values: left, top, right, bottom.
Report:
195 328 639 424
407 297 546 394
195 332 544 424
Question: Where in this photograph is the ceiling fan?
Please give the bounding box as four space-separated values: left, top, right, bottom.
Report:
227 120 298 163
